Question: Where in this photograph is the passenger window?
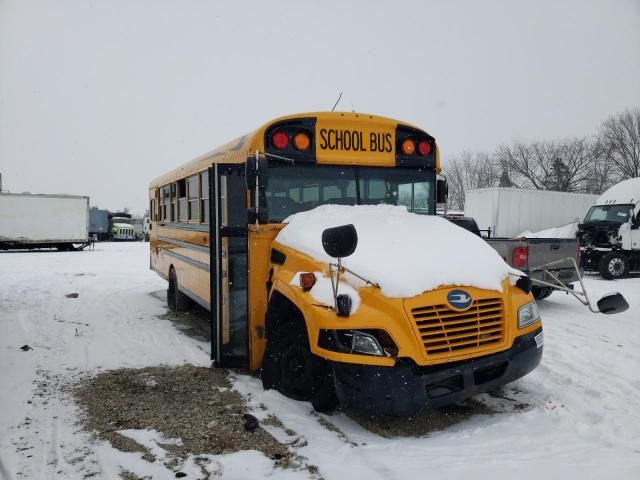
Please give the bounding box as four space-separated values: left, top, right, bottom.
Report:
161 185 170 221
177 179 187 222
170 183 177 222
187 175 198 221
200 171 209 223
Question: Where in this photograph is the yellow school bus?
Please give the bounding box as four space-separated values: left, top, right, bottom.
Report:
149 112 543 415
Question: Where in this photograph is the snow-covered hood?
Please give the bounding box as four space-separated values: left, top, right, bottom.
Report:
113 223 132 229
275 205 521 298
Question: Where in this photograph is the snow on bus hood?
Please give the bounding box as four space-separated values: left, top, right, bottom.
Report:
276 205 522 298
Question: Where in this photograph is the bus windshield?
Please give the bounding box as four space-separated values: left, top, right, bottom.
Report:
584 204 634 224
265 164 435 222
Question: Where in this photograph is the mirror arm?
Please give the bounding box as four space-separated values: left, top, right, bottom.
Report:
340 265 380 288
517 256 600 313
328 259 342 311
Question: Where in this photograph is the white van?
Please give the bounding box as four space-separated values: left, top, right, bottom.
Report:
578 177 640 279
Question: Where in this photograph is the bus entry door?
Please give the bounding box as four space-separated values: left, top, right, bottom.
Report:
210 164 248 368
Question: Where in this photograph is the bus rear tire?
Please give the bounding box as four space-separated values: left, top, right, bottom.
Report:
262 324 338 412
167 267 192 312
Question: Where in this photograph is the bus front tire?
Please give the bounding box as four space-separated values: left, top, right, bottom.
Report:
167 267 192 312
262 324 338 412
598 252 629 280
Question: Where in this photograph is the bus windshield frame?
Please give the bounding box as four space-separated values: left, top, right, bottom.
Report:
264 163 436 222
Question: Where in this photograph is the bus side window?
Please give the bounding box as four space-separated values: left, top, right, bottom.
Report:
161 185 170 222
187 175 198 221
170 183 177 222
200 171 209 224
177 179 187 222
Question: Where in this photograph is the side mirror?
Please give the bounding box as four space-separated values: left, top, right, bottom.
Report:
436 178 448 204
245 156 268 190
322 224 358 259
516 276 532 294
597 292 629 314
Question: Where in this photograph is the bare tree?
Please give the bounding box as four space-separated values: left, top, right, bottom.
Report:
598 108 640 180
495 138 594 192
444 151 500 209
584 138 617 194
444 107 639 206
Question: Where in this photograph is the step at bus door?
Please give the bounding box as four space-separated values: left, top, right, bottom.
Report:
209 164 248 368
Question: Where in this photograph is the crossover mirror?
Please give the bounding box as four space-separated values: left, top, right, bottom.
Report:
596 292 629 315
322 224 358 259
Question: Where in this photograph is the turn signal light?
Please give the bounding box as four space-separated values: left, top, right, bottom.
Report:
293 132 310 151
401 139 415 155
417 140 432 156
512 246 529 268
271 131 289 150
299 272 316 291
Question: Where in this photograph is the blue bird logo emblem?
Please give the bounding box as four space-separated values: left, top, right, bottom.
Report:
448 290 472 310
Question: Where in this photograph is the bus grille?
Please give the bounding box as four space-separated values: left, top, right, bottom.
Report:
412 298 505 356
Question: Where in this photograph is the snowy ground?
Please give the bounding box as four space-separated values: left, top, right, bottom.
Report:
1 242 639 479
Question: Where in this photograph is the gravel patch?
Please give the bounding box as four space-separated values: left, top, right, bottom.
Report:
73 365 297 470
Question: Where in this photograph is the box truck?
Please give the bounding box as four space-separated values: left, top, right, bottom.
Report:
465 188 598 238
0 193 90 251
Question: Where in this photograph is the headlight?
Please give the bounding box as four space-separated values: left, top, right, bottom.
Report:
318 329 398 357
518 301 541 329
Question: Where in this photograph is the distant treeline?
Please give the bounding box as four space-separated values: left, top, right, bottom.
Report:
445 107 640 210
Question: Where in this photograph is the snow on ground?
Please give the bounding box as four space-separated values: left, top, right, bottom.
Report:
277 205 522 296
1 243 640 479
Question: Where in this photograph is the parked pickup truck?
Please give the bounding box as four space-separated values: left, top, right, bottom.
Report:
445 215 581 300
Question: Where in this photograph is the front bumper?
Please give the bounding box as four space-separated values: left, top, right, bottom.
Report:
332 327 543 416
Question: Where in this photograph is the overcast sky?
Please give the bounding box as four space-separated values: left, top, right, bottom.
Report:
1 0 639 214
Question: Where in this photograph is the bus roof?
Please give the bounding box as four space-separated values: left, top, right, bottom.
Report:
149 111 438 188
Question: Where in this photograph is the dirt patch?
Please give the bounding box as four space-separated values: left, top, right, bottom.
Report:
73 365 296 469
158 308 210 344
342 399 498 438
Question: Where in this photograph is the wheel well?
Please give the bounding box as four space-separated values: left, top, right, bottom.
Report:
266 291 306 339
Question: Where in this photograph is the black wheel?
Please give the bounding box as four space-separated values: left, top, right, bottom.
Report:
598 252 629 280
532 286 553 300
167 267 192 311
262 324 337 412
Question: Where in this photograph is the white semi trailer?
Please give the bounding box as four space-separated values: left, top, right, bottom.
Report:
464 187 598 238
0 193 90 251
